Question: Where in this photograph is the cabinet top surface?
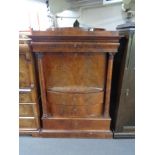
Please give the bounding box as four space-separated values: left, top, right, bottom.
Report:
28 28 120 53
29 27 120 39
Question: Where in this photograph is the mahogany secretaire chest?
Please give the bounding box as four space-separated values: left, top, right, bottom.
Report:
29 28 120 138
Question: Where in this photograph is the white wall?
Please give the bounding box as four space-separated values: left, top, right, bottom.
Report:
56 10 80 27
19 0 133 30
19 0 49 31
79 4 125 30
49 0 71 14
50 3 127 30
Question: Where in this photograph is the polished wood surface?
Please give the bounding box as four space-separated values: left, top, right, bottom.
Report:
19 92 32 103
19 54 31 88
19 103 39 117
39 130 112 138
19 36 40 135
30 28 119 53
42 117 111 130
29 28 120 138
43 52 106 118
19 104 34 117
19 117 37 128
43 53 106 88
47 91 103 117
31 42 119 53
104 53 115 117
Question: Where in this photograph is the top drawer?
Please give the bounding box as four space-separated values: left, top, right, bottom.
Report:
19 54 31 88
19 44 34 88
19 90 33 103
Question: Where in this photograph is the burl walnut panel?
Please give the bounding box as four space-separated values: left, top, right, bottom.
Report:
19 54 31 88
42 53 107 117
47 91 103 117
19 92 33 103
19 36 40 136
19 118 37 129
43 53 107 88
19 104 34 117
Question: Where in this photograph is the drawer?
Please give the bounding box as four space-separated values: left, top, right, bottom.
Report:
19 104 34 117
19 91 33 103
19 117 38 129
52 102 103 117
19 54 31 88
47 90 104 117
19 44 30 53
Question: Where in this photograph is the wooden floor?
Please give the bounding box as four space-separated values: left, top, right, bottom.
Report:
19 136 135 155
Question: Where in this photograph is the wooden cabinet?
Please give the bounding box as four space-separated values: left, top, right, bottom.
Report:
110 25 135 138
19 36 40 135
29 28 120 138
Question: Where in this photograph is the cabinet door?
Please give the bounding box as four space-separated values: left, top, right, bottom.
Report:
43 53 107 88
38 52 107 117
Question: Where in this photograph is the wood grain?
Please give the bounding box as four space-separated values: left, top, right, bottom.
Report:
29 28 120 138
19 54 31 88
104 53 115 117
47 91 103 117
43 53 107 89
42 117 111 130
19 117 37 128
39 129 112 138
19 36 40 135
19 92 32 103
19 104 34 117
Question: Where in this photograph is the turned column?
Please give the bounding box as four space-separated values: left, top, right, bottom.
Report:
104 52 115 118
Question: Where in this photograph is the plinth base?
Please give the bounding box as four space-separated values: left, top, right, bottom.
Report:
19 129 40 137
39 129 113 138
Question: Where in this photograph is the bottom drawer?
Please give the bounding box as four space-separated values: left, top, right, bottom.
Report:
52 103 103 117
19 104 34 117
19 118 38 129
47 91 104 117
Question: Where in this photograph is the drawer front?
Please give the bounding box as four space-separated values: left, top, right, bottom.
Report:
19 44 30 54
19 104 34 117
19 92 33 103
47 91 104 117
19 118 38 129
52 102 103 117
19 54 31 88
